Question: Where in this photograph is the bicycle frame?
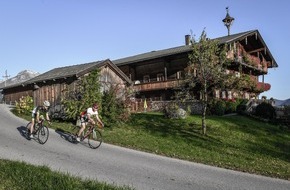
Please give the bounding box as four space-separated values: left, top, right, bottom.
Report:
77 122 103 149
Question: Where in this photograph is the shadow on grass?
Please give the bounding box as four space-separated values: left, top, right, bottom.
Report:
212 115 290 162
130 113 222 146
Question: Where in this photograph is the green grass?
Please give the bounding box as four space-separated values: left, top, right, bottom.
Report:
11 110 290 181
0 159 134 190
104 113 290 180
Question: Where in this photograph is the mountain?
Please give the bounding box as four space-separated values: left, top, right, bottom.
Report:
274 98 290 106
0 70 40 89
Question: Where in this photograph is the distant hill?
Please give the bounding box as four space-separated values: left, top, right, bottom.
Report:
0 70 40 89
274 98 290 106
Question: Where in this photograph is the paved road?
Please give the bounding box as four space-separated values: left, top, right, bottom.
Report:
0 104 289 190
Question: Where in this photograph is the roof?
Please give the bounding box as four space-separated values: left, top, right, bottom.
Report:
113 30 278 68
25 61 103 85
2 59 132 89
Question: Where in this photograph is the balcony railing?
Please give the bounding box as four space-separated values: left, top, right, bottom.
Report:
226 50 268 73
256 82 271 92
133 78 180 92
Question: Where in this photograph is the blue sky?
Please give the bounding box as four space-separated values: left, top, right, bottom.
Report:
0 0 289 100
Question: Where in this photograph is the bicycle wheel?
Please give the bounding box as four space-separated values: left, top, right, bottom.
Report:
37 125 49 144
25 122 33 139
88 129 102 149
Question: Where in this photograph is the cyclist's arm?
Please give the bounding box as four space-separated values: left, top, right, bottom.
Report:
45 112 51 124
95 115 103 126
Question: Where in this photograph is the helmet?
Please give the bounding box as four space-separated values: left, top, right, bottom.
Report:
43 100 50 107
92 103 98 109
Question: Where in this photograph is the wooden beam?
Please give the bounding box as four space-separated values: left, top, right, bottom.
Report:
247 47 265 54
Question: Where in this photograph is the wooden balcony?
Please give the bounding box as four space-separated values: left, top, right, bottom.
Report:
226 50 268 73
256 82 271 92
133 78 180 92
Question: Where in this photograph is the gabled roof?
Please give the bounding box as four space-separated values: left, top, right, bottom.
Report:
2 59 132 89
25 61 102 85
113 30 277 68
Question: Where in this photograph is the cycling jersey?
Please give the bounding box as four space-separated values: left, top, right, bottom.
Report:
31 106 48 118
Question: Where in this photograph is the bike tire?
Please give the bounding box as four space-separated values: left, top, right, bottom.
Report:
88 129 102 149
37 125 49 144
25 122 33 139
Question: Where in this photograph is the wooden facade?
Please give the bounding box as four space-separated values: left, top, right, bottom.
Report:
2 60 132 109
113 30 278 101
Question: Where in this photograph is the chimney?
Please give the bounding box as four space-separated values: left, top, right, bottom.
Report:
185 34 191 45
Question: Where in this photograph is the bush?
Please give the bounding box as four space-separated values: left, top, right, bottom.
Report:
237 104 247 114
255 102 276 119
207 100 226 116
164 103 187 119
15 96 34 114
225 101 237 114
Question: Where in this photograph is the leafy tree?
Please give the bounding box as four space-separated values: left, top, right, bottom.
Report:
62 69 102 120
181 29 229 135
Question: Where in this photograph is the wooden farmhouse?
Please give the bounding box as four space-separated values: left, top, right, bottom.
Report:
1 30 278 113
2 59 132 111
113 30 278 102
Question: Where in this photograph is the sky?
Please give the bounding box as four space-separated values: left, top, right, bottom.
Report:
0 0 289 100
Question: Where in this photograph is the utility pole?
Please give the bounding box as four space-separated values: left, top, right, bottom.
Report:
2 70 10 87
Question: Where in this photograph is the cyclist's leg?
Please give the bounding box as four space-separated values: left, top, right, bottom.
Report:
30 115 35 133
29 118 36 138
76 121 86 141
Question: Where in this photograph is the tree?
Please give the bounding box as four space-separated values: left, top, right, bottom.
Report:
62 69 102 120
182 30 229 135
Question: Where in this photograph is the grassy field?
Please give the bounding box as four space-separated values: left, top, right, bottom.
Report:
9 110 290 181
104 113 290 180
0 159 134 190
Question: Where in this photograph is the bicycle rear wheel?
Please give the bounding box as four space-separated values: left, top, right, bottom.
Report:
25 122 33 139
88 129 102 149
37 125 49 144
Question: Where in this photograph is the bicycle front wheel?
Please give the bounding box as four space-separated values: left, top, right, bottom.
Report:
37 125 49 144
88 129 102 149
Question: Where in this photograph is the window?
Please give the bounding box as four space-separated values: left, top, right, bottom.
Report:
215 89 220 98
222 91 226 99
157 73 164 81
143 75 150 83
177 71 184 79
228 91 232 99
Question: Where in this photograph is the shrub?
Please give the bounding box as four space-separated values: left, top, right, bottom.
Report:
225 101 237 114
15 96 34 114
255 102 276 119
237 104 247 114
164 103 187 119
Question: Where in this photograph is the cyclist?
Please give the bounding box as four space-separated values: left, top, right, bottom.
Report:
76 103 104 142
29 100 51 138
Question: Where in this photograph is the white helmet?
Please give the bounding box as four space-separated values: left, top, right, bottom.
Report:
43 100 50 107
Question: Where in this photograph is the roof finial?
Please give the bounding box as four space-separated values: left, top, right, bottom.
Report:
222 7 235 36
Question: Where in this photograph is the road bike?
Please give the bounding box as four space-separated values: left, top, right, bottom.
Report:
69 122 103 149
25 119 49 144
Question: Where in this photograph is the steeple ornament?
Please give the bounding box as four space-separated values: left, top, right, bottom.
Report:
222 7 235 36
